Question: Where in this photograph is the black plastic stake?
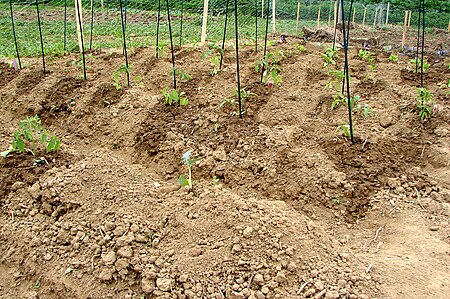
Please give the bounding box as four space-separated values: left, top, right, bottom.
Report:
179 0 183 47
75 0 87 80
124 0 127 31
219 0 230 70
166 0 176 89
89 0 94 50
332 0 340 51
35 0 46 73
420 0 425 88
119 0 130 86
260 0 270 83
156 0 161 58
255 0 258 52
415 1 422 74
63 0 67 53
9 0 21 69
340 0 354 144
341 0 354 96
234 0 242 118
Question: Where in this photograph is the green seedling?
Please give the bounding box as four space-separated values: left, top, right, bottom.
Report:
358 49 377 74
1 115 61 158
410 58 430 73
296 44 307 52
156 44 165 58
356 103 373 118
321 47 338 67
331 94 360 111
221 88 257 116
179 150 201 191
170 67 192 81
113 64 131 90
210 55 220 76
162 88 188 106
389 54 398 62
212 176 220 185
416 87 434 121
337 122 353 139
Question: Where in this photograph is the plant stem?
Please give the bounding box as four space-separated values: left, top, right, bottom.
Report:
188 167 193 190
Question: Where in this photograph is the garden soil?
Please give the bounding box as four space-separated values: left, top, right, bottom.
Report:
0 27 450 299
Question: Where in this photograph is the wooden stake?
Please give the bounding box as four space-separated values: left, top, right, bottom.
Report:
408 10 412 27
317 7 320 27
261 0 264 18
379 6 383 27
385 2 390 25
272 0 276 33
333 0 338 30
448 19 450 32
74 0 83 53
402 10 408 48
328 14 331 27
373 7 378 28
362 6 366 27
352 7 356 23
296 1 300 33
200 0 209 44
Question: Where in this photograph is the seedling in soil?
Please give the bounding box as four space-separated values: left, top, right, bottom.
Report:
212 176 220 186
410 58 430 73
221 88 257 116
170 67 192 81
326 70 347 91
1 115 61 158
179 150 201 191
321 47 338 67
356 103 373 118
416 87 434 121
331 94 360 111
162 88 188 106
337 122 353 140
358 49 377 75
389 54 398 63
156 44 165 58
113 64 131 90
210 55 220 76
296 44 307 53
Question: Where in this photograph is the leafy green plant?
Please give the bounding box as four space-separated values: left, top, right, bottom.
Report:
358 49 377 73
389 54 398 63
321 47 338 67
113 64 131 90
170 67 192 81
332 94 360 111
410 58 430 73
1 115 61 158
179 150 201 191
210 55 220 76
255 51 284 87
212 176 220 185
337 122 353 139
162 88 188 106
156 44 165 58
357 103 372 118
296 44 307 53
221 88 257 116
416 87 434 121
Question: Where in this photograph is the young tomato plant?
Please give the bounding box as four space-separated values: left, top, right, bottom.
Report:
162 88 188 106
179 150 201 191
416 87 434 121
321 47 338 67
210 55 220 76
410 58 430 73
112 64 131 90
221 88 257 116
336 122 353 139
389 54 398 62
170 67 192 81
1 115 61 158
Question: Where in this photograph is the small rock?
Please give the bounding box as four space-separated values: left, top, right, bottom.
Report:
429 226 439 231
28 183 41 199
117 246 133 258
11 181 25 191
104 221 115 231
311 269 319 278
304 288 316 297
287 261 297 272
98 267 115 281
179 274 189 283
130 224 139 233
325 290 340 299
253 273 264 285
255 291 265 299
101 251 116 265
114 258 129 272
113 226 126 236
379 114 393 128
213 146 227 161
232 244 242 253
274 272 287 284
314 280 325 291
156 277 173 292
243 227 253 237
261 286 270 294
141 277 156 293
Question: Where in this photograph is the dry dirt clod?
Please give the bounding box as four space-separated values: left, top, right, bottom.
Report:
156 277 173 292
141 277 156 294
117 246 133 258
98 267 115 281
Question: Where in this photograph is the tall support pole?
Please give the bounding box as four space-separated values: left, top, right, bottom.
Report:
156 0 161 58
352 7 356 23
89 0 94 50
166 0 176 89
219 0 230 70
295 0 300 33
180 0 183 47
234 0 242 118
272 0 276 33
9 0 22 69
75 0 86 79
63 0 67 54
362 6 366 27
408 10 412 27
401 10 408 48
200 0 209 44
74 0 83 53
35 0 46 73
317 7 320 27
385 2 390 25
261 0 270 83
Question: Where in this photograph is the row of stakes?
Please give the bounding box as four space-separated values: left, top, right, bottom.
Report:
7 0 426 145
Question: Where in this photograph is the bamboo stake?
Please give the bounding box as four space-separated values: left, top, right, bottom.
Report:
333 0 337 30
379 6 383 27
362 6 366 27
74 0 83 53
200 0 209 44
385 2 390 25
317 7 320 27
448 19 450 32
328 14 331 27
272 0 276 33
295 1 300 33
401 10 408 48
352 7 356 23
373 7 378 28
261 0 264 18
408 10 412 27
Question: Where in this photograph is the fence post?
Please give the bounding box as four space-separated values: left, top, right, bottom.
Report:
385 2 390 25
408 10 412 27
401 10 408 48
317 7 320 27
362 6 366 27
448 19 450 32
333 0 337 30
373 7 378 28
378 6 383 27
200 0 209 44
74 0 83 53
272 0 276 33
296 0 300 33
352 7 356 23
262 0 264 18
